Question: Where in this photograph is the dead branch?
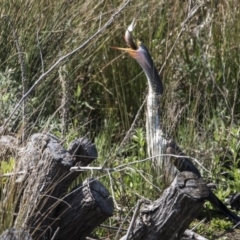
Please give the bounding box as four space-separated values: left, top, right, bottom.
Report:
120 171 209 240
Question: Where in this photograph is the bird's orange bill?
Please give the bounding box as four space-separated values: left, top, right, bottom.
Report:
110 46 139 58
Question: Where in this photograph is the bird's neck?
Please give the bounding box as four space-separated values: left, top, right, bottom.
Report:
146 85 165 151
146 86 161 128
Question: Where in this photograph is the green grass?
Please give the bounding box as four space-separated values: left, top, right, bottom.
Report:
0 0 240 238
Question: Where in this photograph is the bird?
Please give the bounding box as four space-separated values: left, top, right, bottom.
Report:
112 18 240 224
112 18 177 185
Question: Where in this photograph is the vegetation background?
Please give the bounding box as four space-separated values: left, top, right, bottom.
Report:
0 0 240 238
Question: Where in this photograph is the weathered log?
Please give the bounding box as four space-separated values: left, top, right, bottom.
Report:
1 134 113 239
166 138 240 223
120 171 209 240
0 228 32 240
54 178 114 240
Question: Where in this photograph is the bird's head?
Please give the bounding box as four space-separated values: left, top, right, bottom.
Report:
111 18 164 94
111 18 148 62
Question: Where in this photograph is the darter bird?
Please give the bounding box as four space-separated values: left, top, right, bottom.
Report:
112 18 240 224
112 18 177 185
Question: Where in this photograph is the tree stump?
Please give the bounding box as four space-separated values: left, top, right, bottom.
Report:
54 178 114 240
2 133 113 240
120 171 209 240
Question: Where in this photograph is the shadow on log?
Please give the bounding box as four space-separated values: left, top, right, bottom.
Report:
1 133 113 240
120 172 209 240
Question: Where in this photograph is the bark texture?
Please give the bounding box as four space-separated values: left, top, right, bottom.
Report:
2 133 113 240
120 171 209 240
166 138 240 223
54 178 114 240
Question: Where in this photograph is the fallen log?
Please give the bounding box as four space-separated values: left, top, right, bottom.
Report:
120 171 209 240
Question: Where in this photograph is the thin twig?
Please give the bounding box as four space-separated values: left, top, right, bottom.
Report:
183 229 208 240
69 152 210 174
115 204 136 240
125 200 144 240
70 166 116 171
107 170 121 210
191 218 207 231
50 227 59 240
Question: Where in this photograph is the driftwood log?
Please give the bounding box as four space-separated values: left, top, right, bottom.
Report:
1 133 114 240
120 171 209 240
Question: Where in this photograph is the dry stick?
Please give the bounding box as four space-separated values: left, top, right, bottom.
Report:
107 170 121 210
184 229 208 240
3 16 28 140
125 200 144 240
68 153 209 174
191 218 207 231
113 153 209 174
115 204 137 240
1 0 133 133
50 227 59 240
